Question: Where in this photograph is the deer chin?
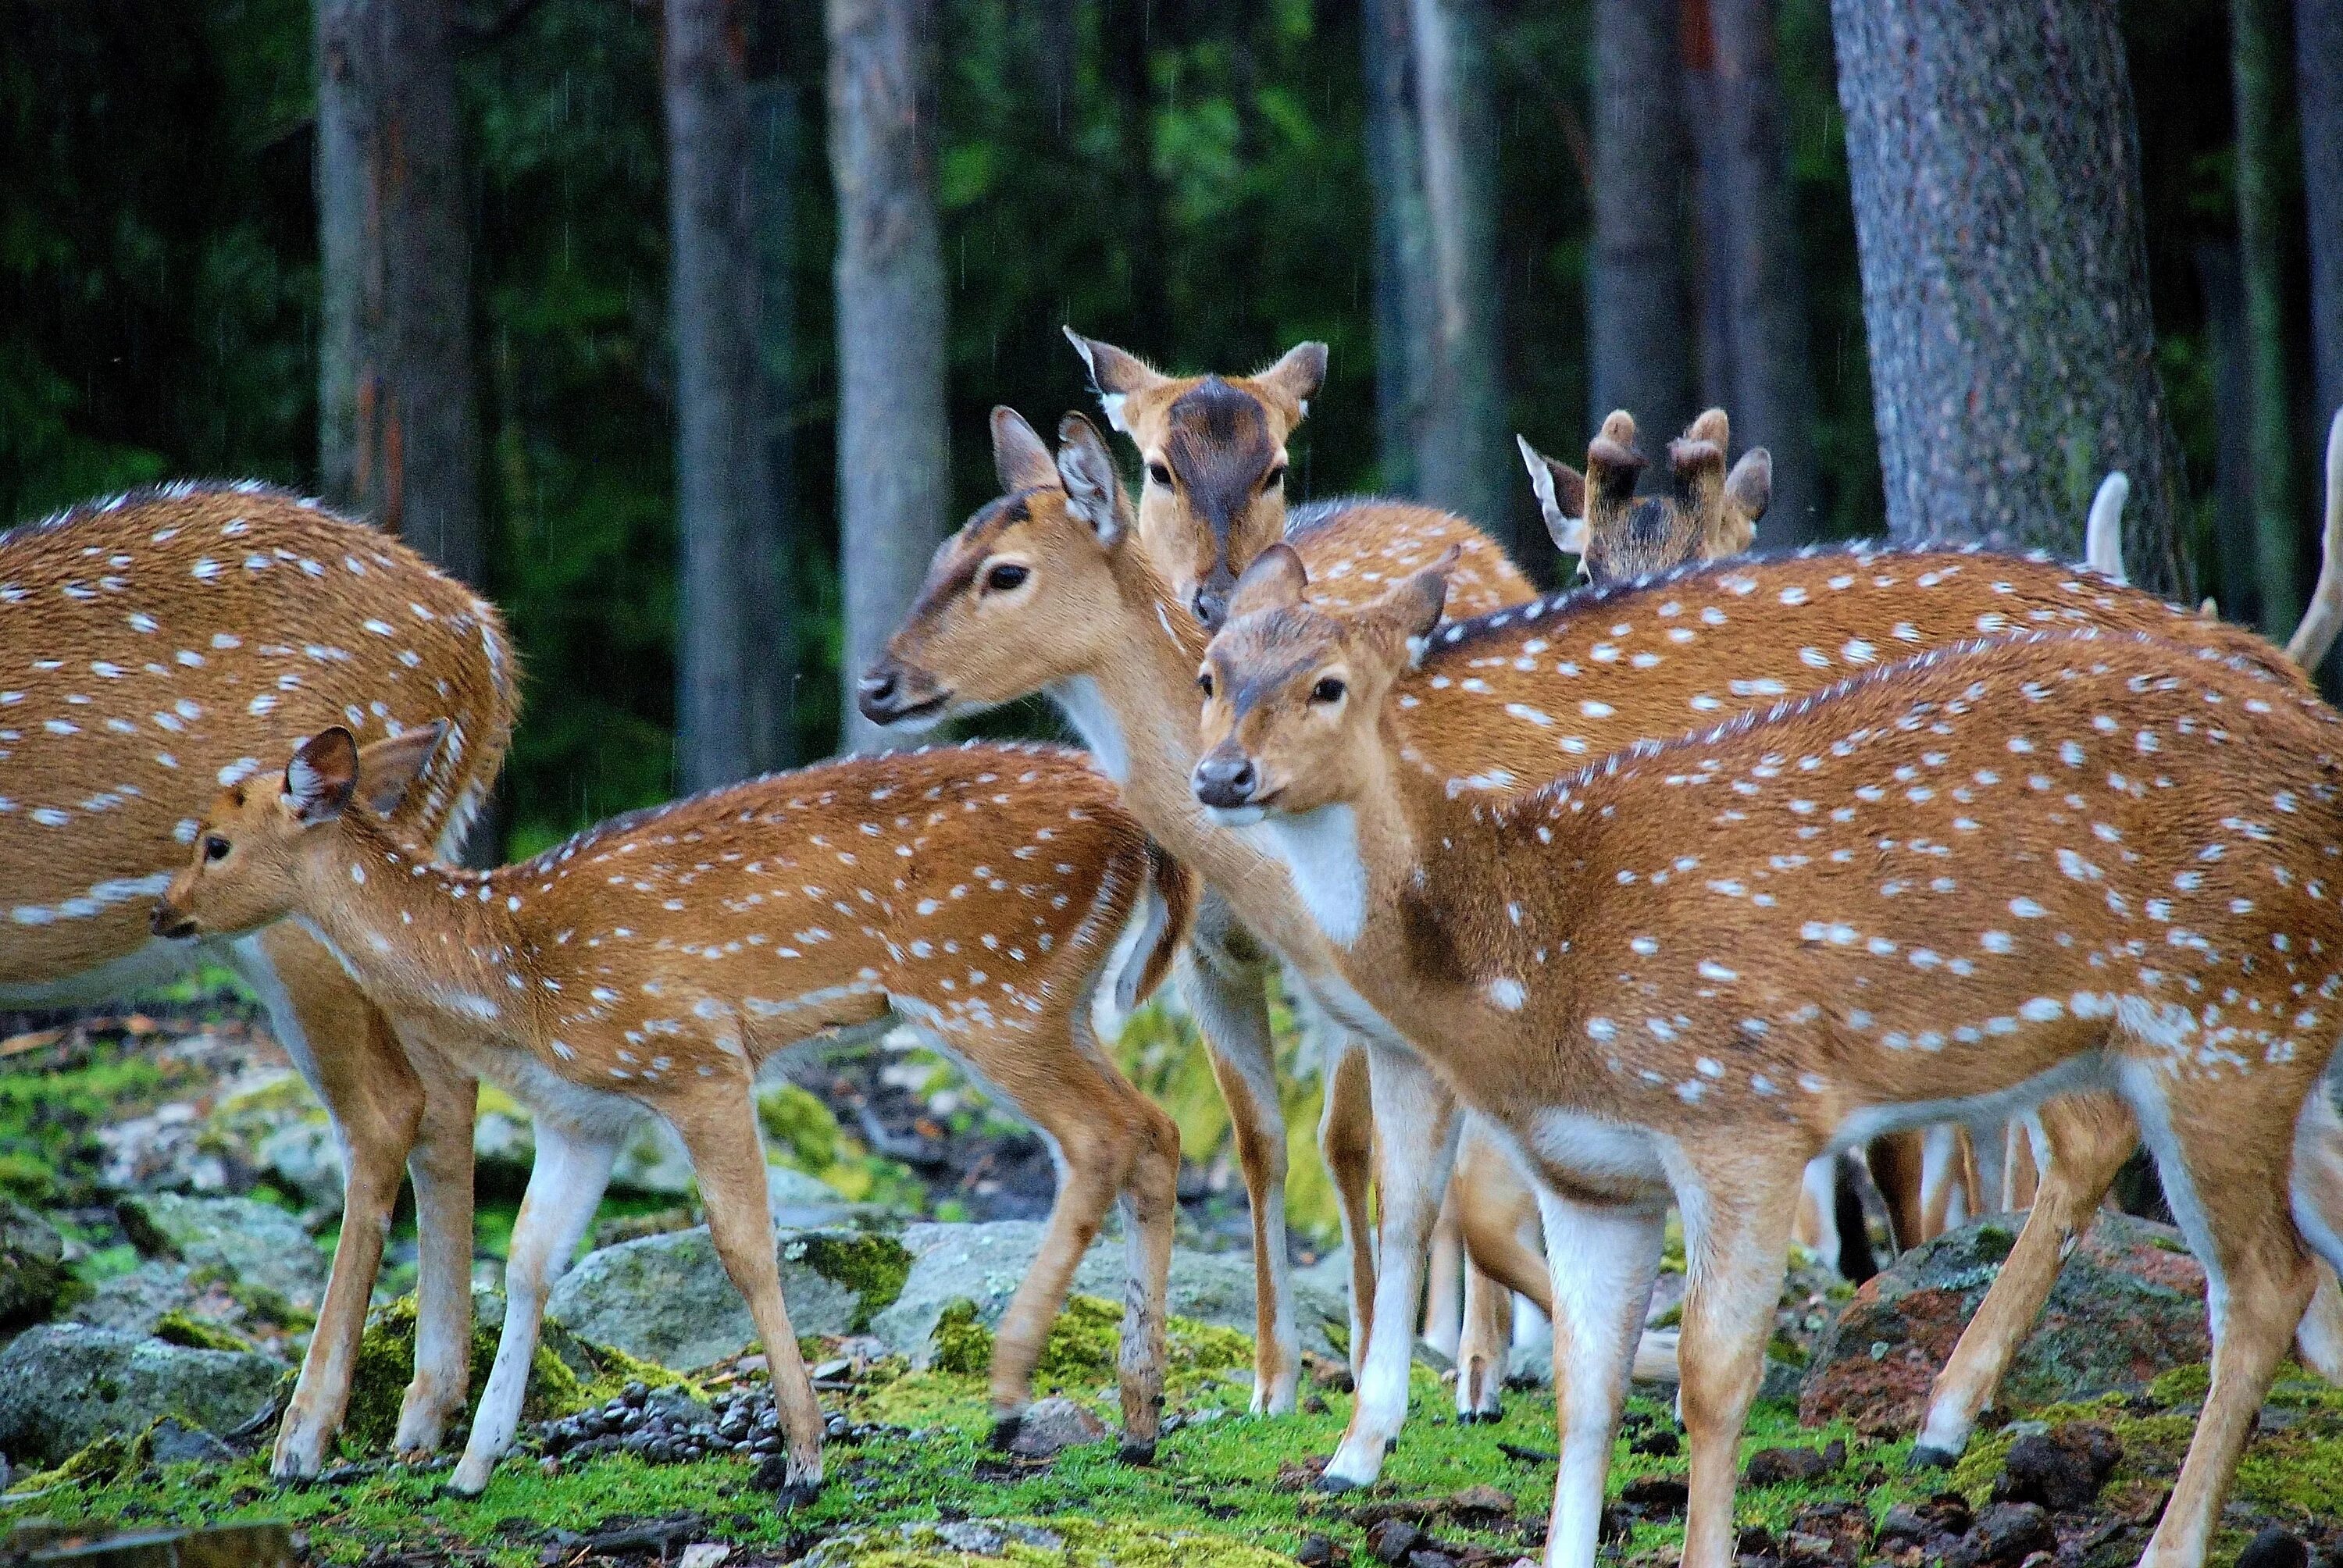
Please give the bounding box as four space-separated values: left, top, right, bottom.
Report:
878 693 953 732
1201 802 1269 828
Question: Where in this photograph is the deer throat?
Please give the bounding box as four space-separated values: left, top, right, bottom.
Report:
1251 804 1368 948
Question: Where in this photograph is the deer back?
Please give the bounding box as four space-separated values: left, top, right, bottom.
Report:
1 483 516 983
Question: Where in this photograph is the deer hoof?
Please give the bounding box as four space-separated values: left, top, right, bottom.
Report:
1117 1438 1157 1466
1907 1443 1959 1472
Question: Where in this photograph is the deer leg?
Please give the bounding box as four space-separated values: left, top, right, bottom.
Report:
1454 1140 1553 1422
2288 1082 2343 1383
234 929 427 1477
1918 1123 1963 1241
1913 1092 2135 1465
1318 1032 1378 1381
398 1047 481 1456
448 1117 620 1495
672 1085 826 1506
1179 946 1300 1414
1865 1129 1926 1253
1115 1090 1181 1462
1421 1192 1464 1359
1455 1250 1511 1424
1321 1040 1460 1491
1672 1162 1802 1568
2127 1077 2316 1568
1794 1154 1839 1270
1532 1191 1665 1568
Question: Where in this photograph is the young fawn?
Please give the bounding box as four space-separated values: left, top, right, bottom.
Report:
0 482 515 1476
152 732 1188 1497
1195 547 2343 1568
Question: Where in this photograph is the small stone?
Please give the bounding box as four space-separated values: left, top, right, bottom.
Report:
1746 1439 1846 1486
1994 1421 2121 1512
1367 1519 1422 1563
676 1548 731 1568
1620 1474 1689 1516
1294 1534 1339 1566
2235 1529 2309 1568
1629 1427 1680 1457
1404 1552 1455 1568
1002 1395 1107 1459
1737 1526 1777 1556
1781 1532 1837 1561
1951 1502 2054 1568
930 1520 1008 1553
144 1416 234 1466
1446 1484 1514 1517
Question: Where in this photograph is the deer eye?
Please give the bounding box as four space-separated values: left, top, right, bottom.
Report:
1196 670 1215 698
1310 676 1346 705
204 836 231 863
1147 461 1172 488
1263 463 1288 493
983 562 1029 593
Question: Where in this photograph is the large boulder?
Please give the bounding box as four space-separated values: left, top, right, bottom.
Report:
115 1192 328 1312
0 1324 284 1466
1799 1212 2209 1435
471 1094 708 1199
546 1225 910 1372
0 1199 68 1328
870 1221 1346 1366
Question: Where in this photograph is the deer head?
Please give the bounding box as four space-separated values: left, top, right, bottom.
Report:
1064 328 1326 628
153 723 446 941
1193 545 1451 821
1519 409 1771 583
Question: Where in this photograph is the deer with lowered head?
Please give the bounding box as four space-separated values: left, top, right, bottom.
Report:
152 729 1189 1499
0 483 515 1477
864 405 2343 1490
1194 543 2343 1568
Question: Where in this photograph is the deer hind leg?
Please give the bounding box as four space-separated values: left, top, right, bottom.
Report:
1793 1153 1838 1268
671 1081 826 1505
1865 1129 1927 1254
1318 1030 1378 1381
1913 1091 2137 1466
1179 944 1300 1413
448 1117 622 1495
1422 1192 1464 1359
1321 1040 1461 1491
1918 1123 1966 1240
1532 1190 1666 1568
1671 1156 1803 1568
1454 1132 1552 1423
398 1042 481 1456
244 931 428 1477
2125 1070 2317 1568
1114 1086 1181 1462
2289 1078 2343 1383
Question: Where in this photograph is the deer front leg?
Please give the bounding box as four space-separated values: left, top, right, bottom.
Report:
398 1049 481 1456
1318 1032 1378 1382
1180 945 1300 1413
448 1119 619 1495
1672 1160 1801 1568
673 1089 826 1506
1455 1255 1511 1424
1321 1039 1460 1491
1532 1192 1665 1568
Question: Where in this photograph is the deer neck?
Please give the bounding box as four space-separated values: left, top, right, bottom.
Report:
293 819 534 1044
1250 724 1435 953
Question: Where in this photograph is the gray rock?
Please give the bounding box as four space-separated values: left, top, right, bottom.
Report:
473 1104 703 1199
67 1260 199 1337
0 1324 284 1466
115 1192 327 1311
766 1166 854 1227
545 1225 899 1371
870 1221 1346 1365
255 1117 344 1212
144 1414 235 1466
0 1199 68 1327
1004 1395 1107 1458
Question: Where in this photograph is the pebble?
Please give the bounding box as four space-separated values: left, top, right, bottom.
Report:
524 1382 906 1467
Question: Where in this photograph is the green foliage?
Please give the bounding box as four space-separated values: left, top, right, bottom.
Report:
930 1299 994 1377
790 1231 912 1332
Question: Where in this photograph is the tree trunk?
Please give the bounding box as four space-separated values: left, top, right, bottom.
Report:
1830 0 2187 595
2197 242 2260 623
316 0 484 590
1362 0 1432 497
829 0 949 755
2233 0 2301 634
751 74 803 768
1407 0 1511 546
2305 0 2343 436
1589 0 1697 462
665 0 786 792
1684 0 1824 546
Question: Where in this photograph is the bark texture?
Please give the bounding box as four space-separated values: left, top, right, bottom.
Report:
829 0 950 754
316 0 484 590
1363 0 1433 497
1684 0 1824 546
1589 0 1697 460
1830 0 2187 595
2299 0 2343 438
2232 0 2301 633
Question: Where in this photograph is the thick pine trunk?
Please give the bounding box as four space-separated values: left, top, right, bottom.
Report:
2232 0 2301 633
1407 0 1512 545
829 0 949 755
1589 0 1697 458
2298 0 2343 437
1830 0 2186 594
1684 0 1824 545
1363 0 1433 496
665 0 786 791
316 0 484 590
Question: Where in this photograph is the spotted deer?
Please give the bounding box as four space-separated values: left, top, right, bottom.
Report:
0 483 514 1476
152 732 1189 1498
1196 547 2343 1568
1054 336 1556 1418
862 407 2343 1493
1517 408 1768 583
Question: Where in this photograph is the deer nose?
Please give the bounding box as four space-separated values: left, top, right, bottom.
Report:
856 663 905 722
150 901 193 940
1191 752 1259 809
1192 586 1229 629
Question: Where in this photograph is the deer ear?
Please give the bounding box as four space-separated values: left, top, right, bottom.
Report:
1518 434 1587 555
355 720 448 817
1063 328 1165 433
1226 543 1309 622
285 728 361 824
1055 412 1126 544
1373 547 1458 650
1725 447 1772 527
991 407 1059 494
1253 341 1328 421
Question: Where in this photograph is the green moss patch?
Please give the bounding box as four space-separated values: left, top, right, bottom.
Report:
152 1310 253 1353
341 1296 580 1454
790 1232 911 1331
